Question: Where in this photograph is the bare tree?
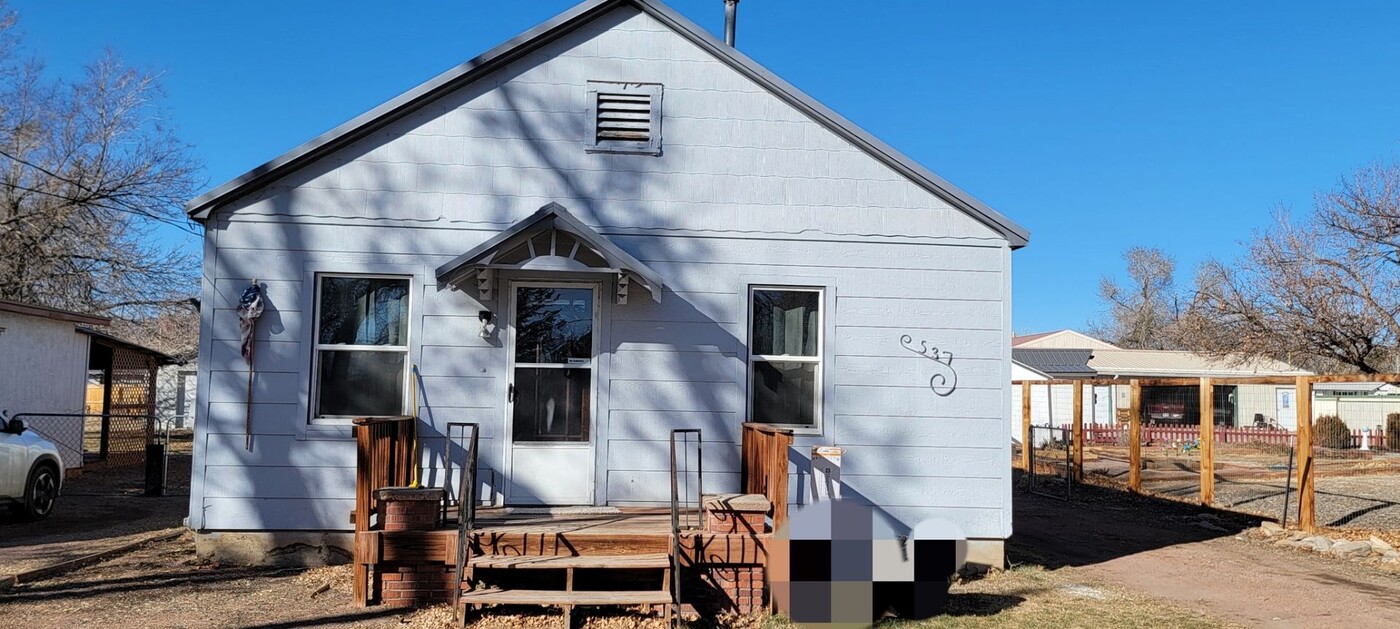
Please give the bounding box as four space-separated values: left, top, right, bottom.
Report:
1181 161 1400 373
0 3 201 331
1089 246 1183 349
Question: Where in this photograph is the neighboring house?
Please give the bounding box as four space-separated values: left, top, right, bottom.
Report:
1012 329 1118 351
0 300 110 469
155 356 200 430
1011 331 1310 439
0 300 176 469
184 0 1029 568
1313 383 1400 432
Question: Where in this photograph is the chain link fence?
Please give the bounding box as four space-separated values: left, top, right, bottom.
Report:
14 412 190 496
1027 425 1073 500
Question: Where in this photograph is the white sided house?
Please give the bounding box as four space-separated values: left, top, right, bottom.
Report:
186 0 1028 567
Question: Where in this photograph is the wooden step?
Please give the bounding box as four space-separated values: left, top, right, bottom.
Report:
472 531 671 556
459 588 672 606
470 553 670 570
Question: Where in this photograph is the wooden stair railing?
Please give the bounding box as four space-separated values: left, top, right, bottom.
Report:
741 423 793 532
352 416 418 605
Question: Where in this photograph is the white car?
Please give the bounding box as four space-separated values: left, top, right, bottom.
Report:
0 412 64 520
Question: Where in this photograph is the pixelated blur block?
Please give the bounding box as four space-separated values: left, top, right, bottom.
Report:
772 500 966 626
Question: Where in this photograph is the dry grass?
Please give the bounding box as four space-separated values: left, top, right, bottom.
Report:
772 566 1234 629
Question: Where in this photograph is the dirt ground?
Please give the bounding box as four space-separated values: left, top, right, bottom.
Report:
5 465 1400 627
0 530 1236 629
1013 478 1400 629
0 463 188 576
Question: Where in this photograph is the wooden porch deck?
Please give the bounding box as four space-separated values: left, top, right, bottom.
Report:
351 418 793 616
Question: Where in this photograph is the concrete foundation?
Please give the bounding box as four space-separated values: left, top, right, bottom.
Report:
194 531 354 567
964 538 1006 572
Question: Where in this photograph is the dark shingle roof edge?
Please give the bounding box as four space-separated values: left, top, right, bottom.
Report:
1012 348 1097 376
183 0 1029 249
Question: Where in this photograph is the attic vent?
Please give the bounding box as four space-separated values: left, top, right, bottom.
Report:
586 81 662 155
597 93 652 142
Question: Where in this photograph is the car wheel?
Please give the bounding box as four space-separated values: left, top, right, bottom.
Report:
23 464 59 520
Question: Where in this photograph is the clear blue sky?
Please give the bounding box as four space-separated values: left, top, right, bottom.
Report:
11 1 1400 333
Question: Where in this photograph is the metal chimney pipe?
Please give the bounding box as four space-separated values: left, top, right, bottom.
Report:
724 0 739 47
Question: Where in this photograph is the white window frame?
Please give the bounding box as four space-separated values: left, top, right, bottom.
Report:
309 273 412 425
746 285 824 434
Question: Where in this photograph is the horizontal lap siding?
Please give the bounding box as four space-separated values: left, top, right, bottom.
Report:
194 6 1011 537
602 251 1009 542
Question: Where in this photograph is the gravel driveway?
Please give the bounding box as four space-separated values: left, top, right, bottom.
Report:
1200 474 1400 529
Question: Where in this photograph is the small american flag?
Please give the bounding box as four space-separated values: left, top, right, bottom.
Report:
236 283 264 362
236 282 263 451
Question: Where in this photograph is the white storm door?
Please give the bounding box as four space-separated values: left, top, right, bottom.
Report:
1276 388 1297 430
504 283 598 505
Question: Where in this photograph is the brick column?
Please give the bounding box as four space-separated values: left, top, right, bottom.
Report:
683 494 771 615
374 487 450 607
376 487 443 532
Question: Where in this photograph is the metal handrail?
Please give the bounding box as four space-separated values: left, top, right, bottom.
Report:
449 422 480 620
669 428 702 625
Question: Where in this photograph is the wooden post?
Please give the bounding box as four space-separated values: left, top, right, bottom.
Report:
1021 381 1032 471
1199 377 1215 506
353 422 371 606
1129 379 1142 493
1296 376 1316 532
1072 381 1084 481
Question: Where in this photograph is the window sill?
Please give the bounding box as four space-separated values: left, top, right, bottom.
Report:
763 424 822 437
303 423 354 440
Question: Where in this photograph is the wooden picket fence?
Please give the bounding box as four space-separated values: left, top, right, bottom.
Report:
1065 422 1389 449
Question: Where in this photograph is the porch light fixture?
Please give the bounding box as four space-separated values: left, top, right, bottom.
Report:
478 310 495 339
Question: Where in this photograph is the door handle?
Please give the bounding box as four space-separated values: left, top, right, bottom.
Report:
508 383 516 403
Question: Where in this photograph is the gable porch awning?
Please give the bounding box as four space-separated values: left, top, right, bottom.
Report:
434 202 664 303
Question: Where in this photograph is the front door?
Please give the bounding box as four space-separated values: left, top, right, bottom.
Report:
504 282 598 505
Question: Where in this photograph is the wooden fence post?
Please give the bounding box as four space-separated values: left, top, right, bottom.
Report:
1297 376 1316 531
1021 381 1032 471
1129 379 1142 493
1072 381 1084 481
1199 377 1214 506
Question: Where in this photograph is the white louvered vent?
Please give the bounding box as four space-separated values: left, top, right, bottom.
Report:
596 92 652 143
586 81 662 155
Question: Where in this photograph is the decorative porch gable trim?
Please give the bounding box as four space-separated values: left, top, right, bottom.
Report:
434 202 664 303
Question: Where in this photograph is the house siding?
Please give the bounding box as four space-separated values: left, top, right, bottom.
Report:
0 312 90 468
189 6 1012 540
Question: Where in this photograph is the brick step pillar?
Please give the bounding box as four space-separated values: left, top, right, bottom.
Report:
685 493 771 615
375 487 449 607
703 493 771 534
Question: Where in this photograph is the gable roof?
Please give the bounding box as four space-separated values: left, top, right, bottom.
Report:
1012 348 1097 378
183 0 1029 248
1012 330 1119 350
